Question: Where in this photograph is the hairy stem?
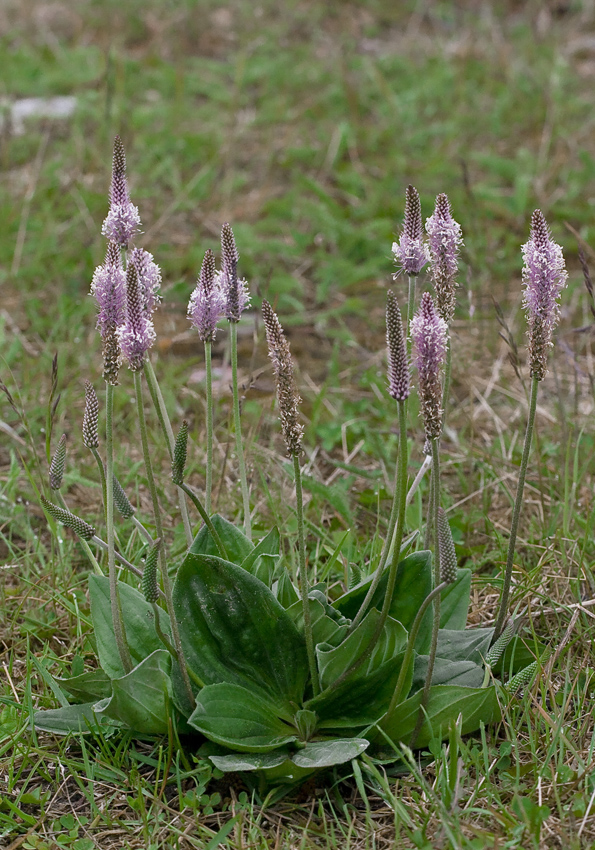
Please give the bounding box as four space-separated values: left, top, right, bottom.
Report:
493 375 539 640
106 382 132 673
294 454 320 696
178 482 228 560
230 322 251 540
205 340 214 516
134 369 195 707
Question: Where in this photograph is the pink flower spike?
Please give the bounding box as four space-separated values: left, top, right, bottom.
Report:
118 263 156 371
410 292 447 439
392 185 429 277
426 193 463 324
188 249 225 342
90 242 126 340
101 136 141 247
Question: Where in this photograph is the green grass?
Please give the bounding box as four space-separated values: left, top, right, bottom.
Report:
2 0 595 847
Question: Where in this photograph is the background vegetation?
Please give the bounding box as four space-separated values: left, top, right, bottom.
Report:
1 0 595 847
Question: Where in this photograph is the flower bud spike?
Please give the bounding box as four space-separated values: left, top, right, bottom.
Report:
142 538 161 604
522 210 568 381
82 381 99 450
386 290 410 402
113 476 135 519
484 618 515 669
392 185 429 277
220 222 250 322
172 420 189 485
262 300 304 457
101 136 141 246
437 507 457 584
41 496 96 541
49 434 67 490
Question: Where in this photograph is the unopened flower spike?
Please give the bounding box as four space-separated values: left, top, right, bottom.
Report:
41 496 95 541
129 247 162 316
522 210 568 381
437 507 457 584
484 618 515 669
262 300 304 457
220 222 250 322
426 193 463 324
118 263 156 371
101 136 141 247
172 420 189 485
188 249 225 342
49 434 67 490
410 292 448 440
386 290 410 402
113 476 135 519
142 539 161 604
82 381 99 450
392 185 429 277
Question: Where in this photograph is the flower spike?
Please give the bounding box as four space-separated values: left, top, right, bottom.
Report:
522 210 568 381
82 381 99 450
118 263 156 371
410 292 447 440
101 136 141 246
426 193 463 324
386 291 410 402
392 185 429 277
188 249 225 342
220 223 250 322
49 434 67 490
262 300 304 457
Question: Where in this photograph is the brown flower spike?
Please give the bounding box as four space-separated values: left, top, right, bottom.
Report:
262 300 304 457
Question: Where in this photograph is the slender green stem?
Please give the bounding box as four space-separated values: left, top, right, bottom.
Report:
54 491 104 576
406 275 416 360
91 535 164 594
105 382 132 673
314 402 409 697
493 375 539 639
144 360 193 547
178 482 228 560
412 437 442 744
293 454 320 696
350 400 408 633
205 340 213 516
230 323 251 540
151 602 205 690
384 581 448 722
90 447 107 521
134 369 195 707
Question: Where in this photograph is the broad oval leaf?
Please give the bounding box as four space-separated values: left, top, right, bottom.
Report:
56 669 112 704
379 684 500 748
240 527 281 586
439 569 471 630
89 575 171 679
189 683 298 753
98 649 172 735
292 738 369 768
190 514 253 563
411 656 485 691
173 553 308 705
209 751 290 772
33 701 120 736
332 551 432 632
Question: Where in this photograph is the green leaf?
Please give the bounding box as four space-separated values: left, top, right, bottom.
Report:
292 738 369 768
98 650 172 735
190 514 253 563
188 683 297 752
380 684 500 748
439 569 471 630
316 609 407 689
56 669 112 703
411 657 485 691
286 597 349 648
240 527 281 587
332 551 432 632
33 701 119 736
274 568 299 608
173 553 309 705
209 751 289 772
435 628 493 663
89 575 171 679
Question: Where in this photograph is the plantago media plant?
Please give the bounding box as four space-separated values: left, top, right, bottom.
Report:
35 143 564 789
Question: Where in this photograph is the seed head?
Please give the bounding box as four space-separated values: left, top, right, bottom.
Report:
142 539 161 604
49 434 67 490
101 136 141 246
426 193 463 324
82 381 99 450
220 223 250 322
522 210 567 381
392 185 429 277
118 263 156 371
410 292 447 440
262 300 304 457
188 249 225 342
386 291 410 402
